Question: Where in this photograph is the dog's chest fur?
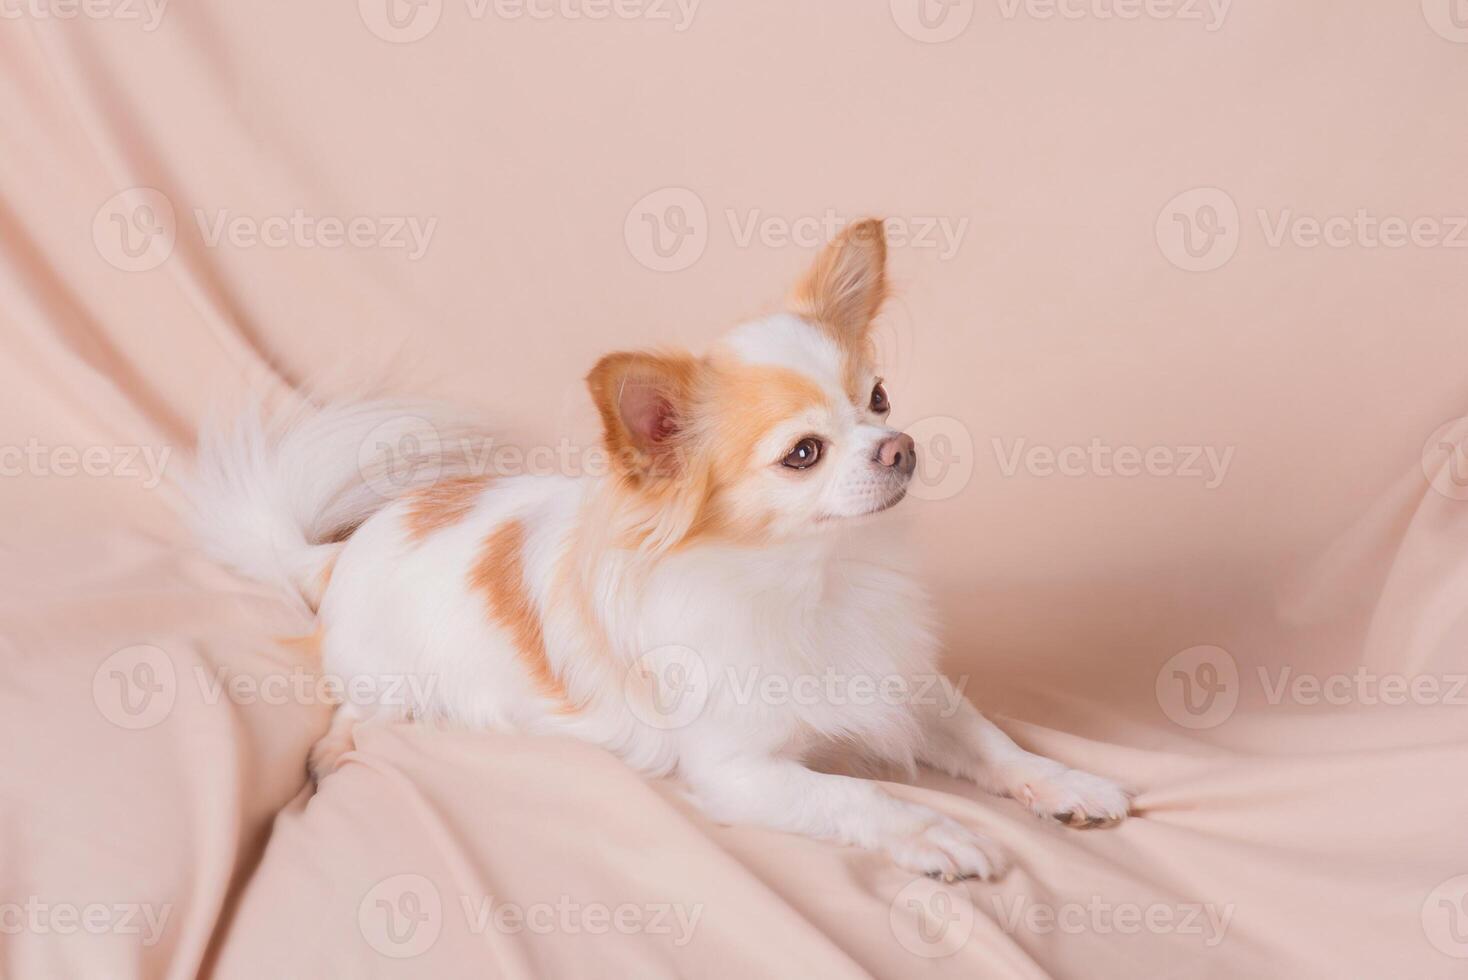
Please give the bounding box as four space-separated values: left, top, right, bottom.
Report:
624 534 938 765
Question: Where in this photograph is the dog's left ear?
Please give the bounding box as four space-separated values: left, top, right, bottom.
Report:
789 217 888 341
585 350 699 482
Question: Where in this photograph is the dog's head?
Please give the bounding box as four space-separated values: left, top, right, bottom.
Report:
587 219 917 550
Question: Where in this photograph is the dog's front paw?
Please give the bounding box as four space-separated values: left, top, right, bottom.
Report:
881 813 1008 881
1017 767 1130 828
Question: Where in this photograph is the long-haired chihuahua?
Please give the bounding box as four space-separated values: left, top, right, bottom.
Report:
185 219 1129 880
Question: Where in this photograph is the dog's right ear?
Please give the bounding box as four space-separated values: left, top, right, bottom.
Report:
586 350 700 481
789 217 888 343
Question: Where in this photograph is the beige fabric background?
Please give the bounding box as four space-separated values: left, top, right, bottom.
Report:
3 2 1468 976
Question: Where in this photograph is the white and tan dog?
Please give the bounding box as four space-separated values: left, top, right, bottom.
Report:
186 219 1128 879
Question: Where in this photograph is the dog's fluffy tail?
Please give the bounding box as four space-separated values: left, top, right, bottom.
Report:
181 398 482 608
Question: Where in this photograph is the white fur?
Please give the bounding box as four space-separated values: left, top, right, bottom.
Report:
184 321 1129 879
180 399 467 607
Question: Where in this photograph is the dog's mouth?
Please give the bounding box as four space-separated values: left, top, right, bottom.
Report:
867 486 907 514
818 486 908 523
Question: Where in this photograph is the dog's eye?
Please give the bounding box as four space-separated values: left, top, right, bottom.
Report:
781 438 823 470
870 382 889 414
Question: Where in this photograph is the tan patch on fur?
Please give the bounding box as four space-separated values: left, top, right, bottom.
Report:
471 520 571 708
699 360 830 476
309 551 340 604
317 552 338 595
277 622 325 659
584 353 834 552
789 218 887 404
547 515 626 701
404 475 493 541
671 360 829 547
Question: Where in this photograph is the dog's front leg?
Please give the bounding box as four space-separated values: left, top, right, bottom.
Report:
916 677 1131 827
679 753 1006 879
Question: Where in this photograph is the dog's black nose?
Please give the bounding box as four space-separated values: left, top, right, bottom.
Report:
876 433 917 476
